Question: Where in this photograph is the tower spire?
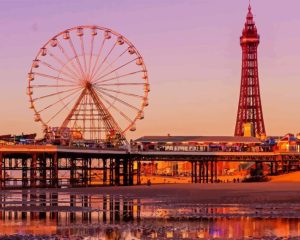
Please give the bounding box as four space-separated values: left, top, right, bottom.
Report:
234 4 266 137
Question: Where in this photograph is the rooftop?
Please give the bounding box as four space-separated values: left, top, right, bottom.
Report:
134 136 261 144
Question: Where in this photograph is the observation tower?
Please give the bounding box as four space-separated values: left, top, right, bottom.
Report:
234 4 266 137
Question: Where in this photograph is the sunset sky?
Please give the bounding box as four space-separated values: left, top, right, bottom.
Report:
0 0 300 139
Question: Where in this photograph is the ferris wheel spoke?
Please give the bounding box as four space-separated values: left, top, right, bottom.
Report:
92 47 128 83
90 38 106 81
32 86 81 101
37 88 82 113
46 91 82 125
88 34 95 78
48 50 80 81
57 41 83 78
39 60 79 82
96 91 133 123
94 87 140 112
91 41 117 81
94 70 143 84
93 58 138 83
80 36 88 74
98 82 145 86
96 86 144 99
34 72 78 84
67 37 85 79
31 84 77 88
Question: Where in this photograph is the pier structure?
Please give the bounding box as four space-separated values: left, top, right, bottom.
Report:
138 151 300 183
1 143 300 188
0 145 139 189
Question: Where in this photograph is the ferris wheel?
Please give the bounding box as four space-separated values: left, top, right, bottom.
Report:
27 25 149 142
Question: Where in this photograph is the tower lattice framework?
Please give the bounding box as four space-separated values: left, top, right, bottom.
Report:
234 4 266 137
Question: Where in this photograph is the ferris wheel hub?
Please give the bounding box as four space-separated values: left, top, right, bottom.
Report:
82 80 92 89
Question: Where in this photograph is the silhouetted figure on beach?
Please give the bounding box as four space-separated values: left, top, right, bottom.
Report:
147 179 151 186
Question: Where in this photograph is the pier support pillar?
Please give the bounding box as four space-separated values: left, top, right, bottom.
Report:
197 161 201 183
70 158 76 187
52 154 58 188
137 160 141 185
109 159 114 186
194 161 198 183
22 158 28 188
30 154 37 188
270 162 274 175
0 154 2 189
200 161 204 183
82 158 88 187
205 161 209 183
123 159 128 186
214 161 218 182
190 162 193 183
88 158 92 186
210 160 214 183
129 159 134 186
275 161 278 175
115 158 120 186
287 160 291 173
103 159 107 185
40 155 47 187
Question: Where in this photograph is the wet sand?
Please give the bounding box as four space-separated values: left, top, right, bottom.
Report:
1 183 300 238
5 182 300 205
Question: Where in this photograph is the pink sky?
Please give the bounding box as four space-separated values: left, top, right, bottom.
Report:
0 0 300 139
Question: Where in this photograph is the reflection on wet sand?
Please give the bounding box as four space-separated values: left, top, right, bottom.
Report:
0 191 299 239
